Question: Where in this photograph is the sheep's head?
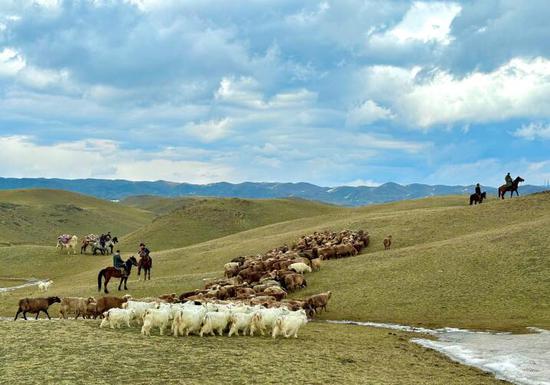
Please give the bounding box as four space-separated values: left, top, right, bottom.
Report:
49 296 61 304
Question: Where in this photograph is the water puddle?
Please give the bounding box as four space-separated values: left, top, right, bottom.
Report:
327 320 550 385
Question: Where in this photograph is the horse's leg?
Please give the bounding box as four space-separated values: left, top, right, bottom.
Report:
124 277 128 290
118 277 122 291
148 268 151 280
104 275 111 294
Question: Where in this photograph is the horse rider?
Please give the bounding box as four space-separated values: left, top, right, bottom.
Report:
113 250 128 277
138 243 152 267
505 173 513 188
475 183 482 199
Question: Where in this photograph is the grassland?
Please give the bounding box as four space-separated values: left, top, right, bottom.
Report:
0 189 153 245
0 190 548 384
0 320 505 385
118 196 340 251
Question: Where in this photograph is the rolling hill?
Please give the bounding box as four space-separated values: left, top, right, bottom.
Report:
1 191 548 332
0 189 153 246
118 196 341 251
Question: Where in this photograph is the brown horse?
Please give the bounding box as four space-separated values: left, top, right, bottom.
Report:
137 255 152 281
97 256 138 294
498 176 525 199
469 191 486 205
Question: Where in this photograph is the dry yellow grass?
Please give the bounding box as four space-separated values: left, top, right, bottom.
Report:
0 320 506 385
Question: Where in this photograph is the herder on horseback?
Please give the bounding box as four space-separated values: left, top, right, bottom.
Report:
113 250 128 277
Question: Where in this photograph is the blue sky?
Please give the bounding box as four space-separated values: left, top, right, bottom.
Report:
0 0 549 187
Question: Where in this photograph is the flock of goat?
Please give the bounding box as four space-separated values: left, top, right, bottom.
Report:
14 229 371 339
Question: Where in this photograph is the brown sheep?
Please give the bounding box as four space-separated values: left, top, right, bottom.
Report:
60 296 96 319
158 293 178 303
15 296 61 320
335 244 357 258
84 301 99 319
95 295 131 315
311 258 321 272
283 273 307 292
318 246 336 260
305 291 332 314
383 235 392 250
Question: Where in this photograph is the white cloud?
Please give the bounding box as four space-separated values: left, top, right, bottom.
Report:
369 1 461 46
184 118 233 142
360 57 550 127
513 122 550 140
214 76 264 108
355 133 428 153
0 48 25 77
0 136 236 183
346 100 393 126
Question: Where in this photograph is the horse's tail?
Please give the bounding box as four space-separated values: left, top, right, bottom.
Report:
98 269 105 292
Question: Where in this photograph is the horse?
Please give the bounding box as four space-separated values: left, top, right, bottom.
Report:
498 176 525 199
97 256 138 294
91 238 117 255
469 191 486 205
56 235 78 255
137 254 152 281
81 234 97 254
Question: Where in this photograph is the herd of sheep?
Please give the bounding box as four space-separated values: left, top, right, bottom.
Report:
14 229 370 339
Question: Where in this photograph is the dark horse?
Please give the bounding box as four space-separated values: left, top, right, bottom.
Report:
469 191 486 205
137 254 152 281
498 176 525 199
97 256 138 294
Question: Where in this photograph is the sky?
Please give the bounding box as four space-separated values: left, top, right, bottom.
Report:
0 0 549 187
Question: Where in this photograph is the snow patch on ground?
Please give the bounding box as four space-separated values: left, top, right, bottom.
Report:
326 320 549 385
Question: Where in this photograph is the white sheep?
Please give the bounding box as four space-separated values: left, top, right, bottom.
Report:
199 311 231 337
289 262 312 274
100 308 136 329
172 306 207 337
272 312 308 338
38 280 53 292
141 308 172 336
122 300 159 324
227 312 255 337
250 307 289 336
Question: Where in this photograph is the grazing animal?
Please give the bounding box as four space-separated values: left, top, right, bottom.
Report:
289 262 312 274
172 306 207 337
100 308 136 329
122 300 158 324
272 312 308 338
498 176 525 199
56 235 78 255
95 295 132 315
470 191 487 205
38 280 53 292
311 258 321 272
60 297 96 319
305 291 332 314
383 235 392 250
141 308 172 336
97 256 138 294
200 311 231 337
227 313 255 337
137 253 152 281
14 296 61 320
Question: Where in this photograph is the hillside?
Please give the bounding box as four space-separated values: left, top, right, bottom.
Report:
0 189 153 246
118 197 341 251
1 177 547 206
1 192 548 332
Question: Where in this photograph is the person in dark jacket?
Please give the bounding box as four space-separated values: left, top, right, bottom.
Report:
113 250 127 277
475 183 482 198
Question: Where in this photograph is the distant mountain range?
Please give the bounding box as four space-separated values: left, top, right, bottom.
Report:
0 177 547 206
